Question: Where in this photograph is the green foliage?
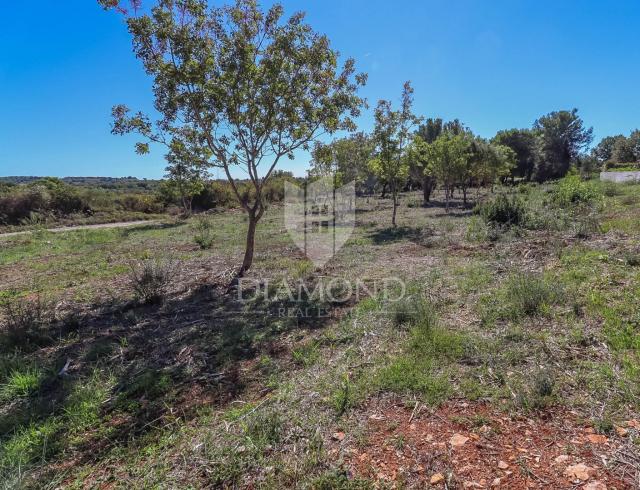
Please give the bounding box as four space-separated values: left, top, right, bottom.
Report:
192 214 215 249
369 82 418 225
109 0 366 272
483 273 563 322
553 174 603 206
309 133 375 194
533 109 593 181
477 193 526 227
243 409 283 447
492 128 539 181
0 367 42 400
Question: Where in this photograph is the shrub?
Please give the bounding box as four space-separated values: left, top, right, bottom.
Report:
391 295 436 331
129 258 175 304
0 297 52 351
553 175 603 207
502 273 562 319
476 194 526 227
192 181 237 210
192 214 215 249
117 194 163 214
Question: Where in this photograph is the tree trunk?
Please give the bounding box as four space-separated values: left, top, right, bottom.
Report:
391 185 398 227
445 184 450 213
240 213 258 274
463 187 468 207
422 176 434 203
381 182 388 199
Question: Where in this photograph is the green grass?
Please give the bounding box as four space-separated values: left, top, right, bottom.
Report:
481 272 564 324
1 183 640 486
0 367 42 400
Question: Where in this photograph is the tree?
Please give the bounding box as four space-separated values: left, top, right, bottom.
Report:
369 82 418 227
309 133 375 193
423 133 469 212
413 118 443 203
611 136 636 164
592 135 626 164
533 109 593 181
492 128 538 181
102 0 366 274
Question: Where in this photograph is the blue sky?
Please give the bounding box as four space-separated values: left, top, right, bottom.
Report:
1 0 639 179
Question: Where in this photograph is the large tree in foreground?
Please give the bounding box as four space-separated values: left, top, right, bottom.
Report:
102 0 366 273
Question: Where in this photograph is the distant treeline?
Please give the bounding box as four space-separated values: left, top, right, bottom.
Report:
0 176 161 190
0 173 298 226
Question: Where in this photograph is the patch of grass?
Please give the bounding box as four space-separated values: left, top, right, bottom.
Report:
375 301 477 405
481 272 563 323
0 418 61 481
455 263 492 295
0 366 42 400
389 294 436 330
64 370 114 434
292 340 320 367
243 408 283 447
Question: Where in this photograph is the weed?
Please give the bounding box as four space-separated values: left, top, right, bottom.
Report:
128 257 175 304
390 295 436 331
0 296 52 352
192 214 215 249
553 175 603 207
333 374 353 416
292 340 320 367
501 273 562 319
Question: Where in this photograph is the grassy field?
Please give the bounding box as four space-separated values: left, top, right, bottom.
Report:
0 179 639 488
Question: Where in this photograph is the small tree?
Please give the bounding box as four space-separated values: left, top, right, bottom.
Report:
369 82 418 227
412 118 443 203
163 150 207 215
309 133 375 194
102 0 366 274
424 133 469 212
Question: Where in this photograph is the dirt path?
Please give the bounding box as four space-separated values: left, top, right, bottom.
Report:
0 220 160 239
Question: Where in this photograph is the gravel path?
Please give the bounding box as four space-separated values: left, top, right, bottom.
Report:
0 220 160 239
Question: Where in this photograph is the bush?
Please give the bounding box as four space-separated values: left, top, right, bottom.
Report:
192 181 237 210
0 297 52 351
502 273 562 319
476 194 526 227
129 258 175 304
117 194 163 214
553 175 603 207
192 215 215 249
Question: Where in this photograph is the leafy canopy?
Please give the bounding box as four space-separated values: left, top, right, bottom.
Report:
109 0 367 215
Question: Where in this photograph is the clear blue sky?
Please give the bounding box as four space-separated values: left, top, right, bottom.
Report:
1 0 639 178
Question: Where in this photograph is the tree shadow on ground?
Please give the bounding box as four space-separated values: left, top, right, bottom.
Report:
0 272 345 482
367 226 426 245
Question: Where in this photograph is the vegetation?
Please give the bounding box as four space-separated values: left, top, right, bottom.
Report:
1 177 639 486
106 0 366 274
1 1 639 487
